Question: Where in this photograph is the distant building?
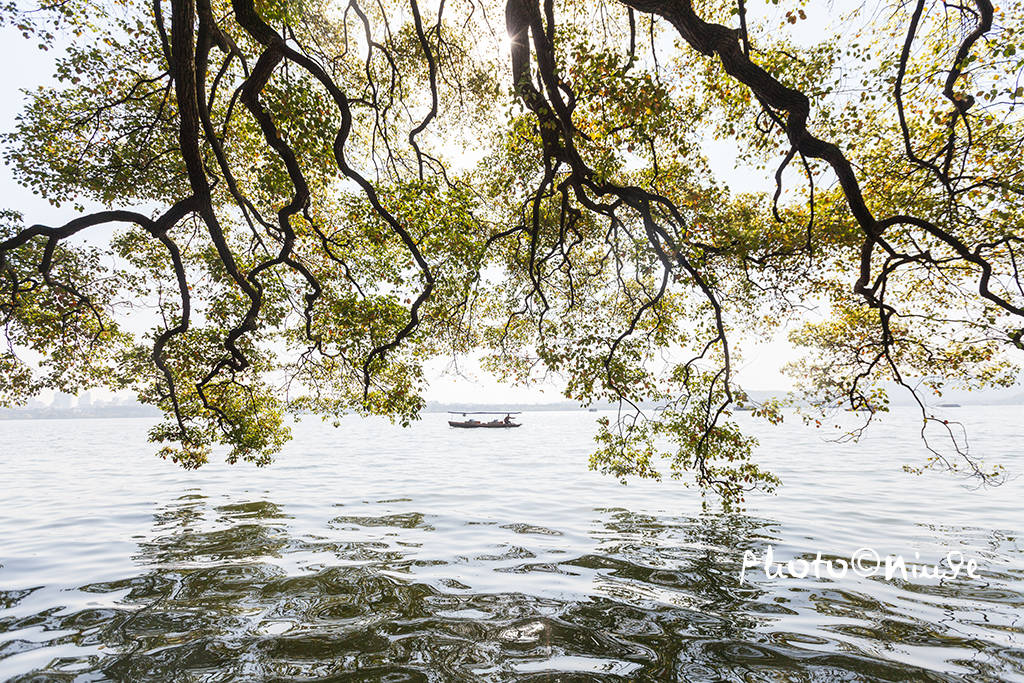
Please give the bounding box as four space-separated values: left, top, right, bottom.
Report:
52 392 73 409
78 391 92 408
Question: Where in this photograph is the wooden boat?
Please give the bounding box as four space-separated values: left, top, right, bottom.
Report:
447 411 522 429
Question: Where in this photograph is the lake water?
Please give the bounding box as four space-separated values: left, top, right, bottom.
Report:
1 407 1022 681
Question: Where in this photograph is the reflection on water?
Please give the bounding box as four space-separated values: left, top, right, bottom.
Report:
3 495 1022 681
1 411 1023 680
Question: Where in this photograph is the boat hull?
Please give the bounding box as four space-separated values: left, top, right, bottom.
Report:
448 421 521 429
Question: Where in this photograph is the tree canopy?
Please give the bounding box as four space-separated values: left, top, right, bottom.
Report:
1 0 1022 505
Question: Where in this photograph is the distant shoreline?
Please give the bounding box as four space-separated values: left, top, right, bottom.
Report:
2 395 1021 421
0 405 162 420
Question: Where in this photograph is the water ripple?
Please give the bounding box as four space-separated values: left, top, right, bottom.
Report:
0 410 1022 680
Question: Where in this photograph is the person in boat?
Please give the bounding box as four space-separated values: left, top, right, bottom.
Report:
503 415 512 425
